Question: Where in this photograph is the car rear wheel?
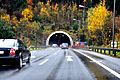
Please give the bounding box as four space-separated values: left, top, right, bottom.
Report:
26 57 30 65
17 57 23 70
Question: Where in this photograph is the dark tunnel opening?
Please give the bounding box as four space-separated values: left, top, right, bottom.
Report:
49 33 70 46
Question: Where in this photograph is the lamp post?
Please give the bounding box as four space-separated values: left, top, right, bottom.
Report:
112 0 116 56
79 4 87 30
78 4 87 42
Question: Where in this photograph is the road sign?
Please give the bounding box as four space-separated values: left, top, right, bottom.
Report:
111 41 118 48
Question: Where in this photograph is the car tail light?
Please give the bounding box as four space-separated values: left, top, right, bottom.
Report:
10 48 15 56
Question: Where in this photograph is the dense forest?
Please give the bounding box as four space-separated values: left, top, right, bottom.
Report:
0 0 120 15
0 0 120 48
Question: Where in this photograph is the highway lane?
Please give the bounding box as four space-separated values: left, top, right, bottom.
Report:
0 48 60 80
0 48 120 80
51 49 94 80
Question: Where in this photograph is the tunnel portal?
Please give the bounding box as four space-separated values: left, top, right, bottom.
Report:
46 31 73 46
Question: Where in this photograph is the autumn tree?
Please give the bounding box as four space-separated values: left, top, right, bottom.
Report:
0 9 10 23
22 6 33 21
115 17 120 44
87 1 110 45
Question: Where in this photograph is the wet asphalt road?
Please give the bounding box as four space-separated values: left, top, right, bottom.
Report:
0 48 120 80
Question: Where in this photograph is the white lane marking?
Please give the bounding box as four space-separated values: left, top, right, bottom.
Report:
39 59 48 65
53 53 57 55
66 56 73 62
31 56 36 59
90 60 103 63
53 49 60 55
74 50 120 79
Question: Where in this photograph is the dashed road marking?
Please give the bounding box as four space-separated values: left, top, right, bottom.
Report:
39 59 48 65
53 49 60 55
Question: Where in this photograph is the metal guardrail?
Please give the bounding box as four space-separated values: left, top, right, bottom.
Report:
88 47 120 56
29 46 48 51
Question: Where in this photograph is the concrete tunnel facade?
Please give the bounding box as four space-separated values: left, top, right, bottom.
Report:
46 31 73 46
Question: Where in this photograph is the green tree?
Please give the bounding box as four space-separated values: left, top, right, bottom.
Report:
0 20 15 38
72 22 79 31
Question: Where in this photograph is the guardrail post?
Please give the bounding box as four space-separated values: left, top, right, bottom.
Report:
104 50 106 54
109 50 111 55
114 50 116 56
93 48 95 51
92 48 93 51
100 49 102 53
113 49 116 56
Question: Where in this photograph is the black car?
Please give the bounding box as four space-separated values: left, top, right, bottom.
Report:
0 39 31 69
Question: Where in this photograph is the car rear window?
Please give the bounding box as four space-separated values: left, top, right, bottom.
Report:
62 43 68 46
0 39 17 48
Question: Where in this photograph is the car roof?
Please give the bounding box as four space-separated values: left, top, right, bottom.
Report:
0 39 19 42
62 43 68 44
0 39 21 44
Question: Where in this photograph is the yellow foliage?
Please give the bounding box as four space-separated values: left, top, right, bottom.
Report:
11 16 18 26
87 2 110 32
34 6 38 14
31 21 40 32
22 7 33 21
39 1 50 16
0 14 10 22
72 3 77 12
40 6 49 16
20 17 28 22
38 2 44 6
46 0 51 8
54 4 58 14
116 33 120 42
83 0 86 2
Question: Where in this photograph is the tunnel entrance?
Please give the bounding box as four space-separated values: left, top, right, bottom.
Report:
49 33 70 46
46 31 73 46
